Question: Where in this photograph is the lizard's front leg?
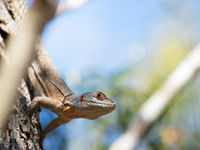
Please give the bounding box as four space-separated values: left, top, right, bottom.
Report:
28 96 64 116
27 96 69 143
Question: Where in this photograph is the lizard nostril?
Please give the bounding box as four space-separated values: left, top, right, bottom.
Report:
109 100 113 103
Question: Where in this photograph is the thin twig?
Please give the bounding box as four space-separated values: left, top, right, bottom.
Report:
56 0 89 15
109 44 200 150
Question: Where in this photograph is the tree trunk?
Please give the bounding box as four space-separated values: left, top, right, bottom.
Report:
0 78 42 150
0 1 42 149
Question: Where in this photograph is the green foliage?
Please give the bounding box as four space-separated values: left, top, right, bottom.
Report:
74 35 200 150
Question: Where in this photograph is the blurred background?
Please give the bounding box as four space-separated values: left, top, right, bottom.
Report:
31 0 200 149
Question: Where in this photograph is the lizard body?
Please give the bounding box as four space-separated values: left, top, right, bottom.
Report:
0 0 116 143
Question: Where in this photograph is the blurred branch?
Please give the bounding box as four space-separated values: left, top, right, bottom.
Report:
0 0 59 127
56 0 89 15
109 44 200 150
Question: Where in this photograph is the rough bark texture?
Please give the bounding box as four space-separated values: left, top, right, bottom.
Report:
0 74 42 150
0 9 43 150
0 78 42 150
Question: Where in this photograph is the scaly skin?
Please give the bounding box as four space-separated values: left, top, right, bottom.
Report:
0 0 116 143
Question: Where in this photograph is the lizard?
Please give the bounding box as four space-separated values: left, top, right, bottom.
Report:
28 42 116 142
0 0 116 143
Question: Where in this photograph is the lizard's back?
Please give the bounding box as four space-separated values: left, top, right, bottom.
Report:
29 42 73 101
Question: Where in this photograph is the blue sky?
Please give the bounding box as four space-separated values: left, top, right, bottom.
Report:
42 0 164 76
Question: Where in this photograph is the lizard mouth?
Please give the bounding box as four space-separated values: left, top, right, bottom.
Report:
86 99 116 109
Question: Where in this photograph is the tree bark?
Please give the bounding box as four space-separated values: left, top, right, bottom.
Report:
0 0 59 149
0 79 42 150
0 1 42 149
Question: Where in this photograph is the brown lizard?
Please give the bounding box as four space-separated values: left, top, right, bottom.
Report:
28 42 116 142
0 0 116 143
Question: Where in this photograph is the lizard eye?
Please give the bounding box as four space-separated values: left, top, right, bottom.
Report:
95 92 108 100
97 93 102 97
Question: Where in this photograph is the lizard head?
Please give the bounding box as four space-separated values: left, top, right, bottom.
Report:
63 91 116 120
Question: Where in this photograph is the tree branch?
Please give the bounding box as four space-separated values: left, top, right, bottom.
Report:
109 44 200 150
0 0 59 128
